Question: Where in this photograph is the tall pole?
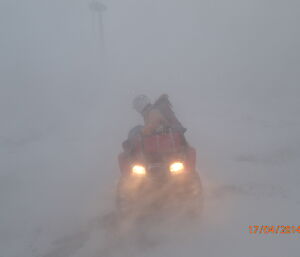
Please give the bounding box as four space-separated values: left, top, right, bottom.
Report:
89 1 107 53
89 1 108 99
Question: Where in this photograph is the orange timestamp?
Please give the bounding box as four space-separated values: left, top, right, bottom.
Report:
249 225 300 234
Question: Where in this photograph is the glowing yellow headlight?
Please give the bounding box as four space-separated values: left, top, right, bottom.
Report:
132 165 146 176
169 162 185 174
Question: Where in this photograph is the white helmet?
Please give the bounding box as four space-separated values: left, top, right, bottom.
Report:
132 95 151 113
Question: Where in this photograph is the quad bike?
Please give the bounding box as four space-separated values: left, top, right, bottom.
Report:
117 131 203 222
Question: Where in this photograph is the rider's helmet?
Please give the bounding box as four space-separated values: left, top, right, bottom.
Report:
132 95 151 114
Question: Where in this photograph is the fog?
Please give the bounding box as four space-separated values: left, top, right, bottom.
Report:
1 0 300 256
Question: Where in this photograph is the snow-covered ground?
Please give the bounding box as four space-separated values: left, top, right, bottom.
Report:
1 86 299 257
1 1 300 256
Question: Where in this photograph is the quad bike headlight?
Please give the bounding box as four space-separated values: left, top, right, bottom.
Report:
169 162 185 174
132 165 146 176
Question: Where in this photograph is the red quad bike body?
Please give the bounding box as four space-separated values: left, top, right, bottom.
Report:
117 131 203 218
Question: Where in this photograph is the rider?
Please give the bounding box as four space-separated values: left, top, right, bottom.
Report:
118 94 195 173
132 95 170 136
